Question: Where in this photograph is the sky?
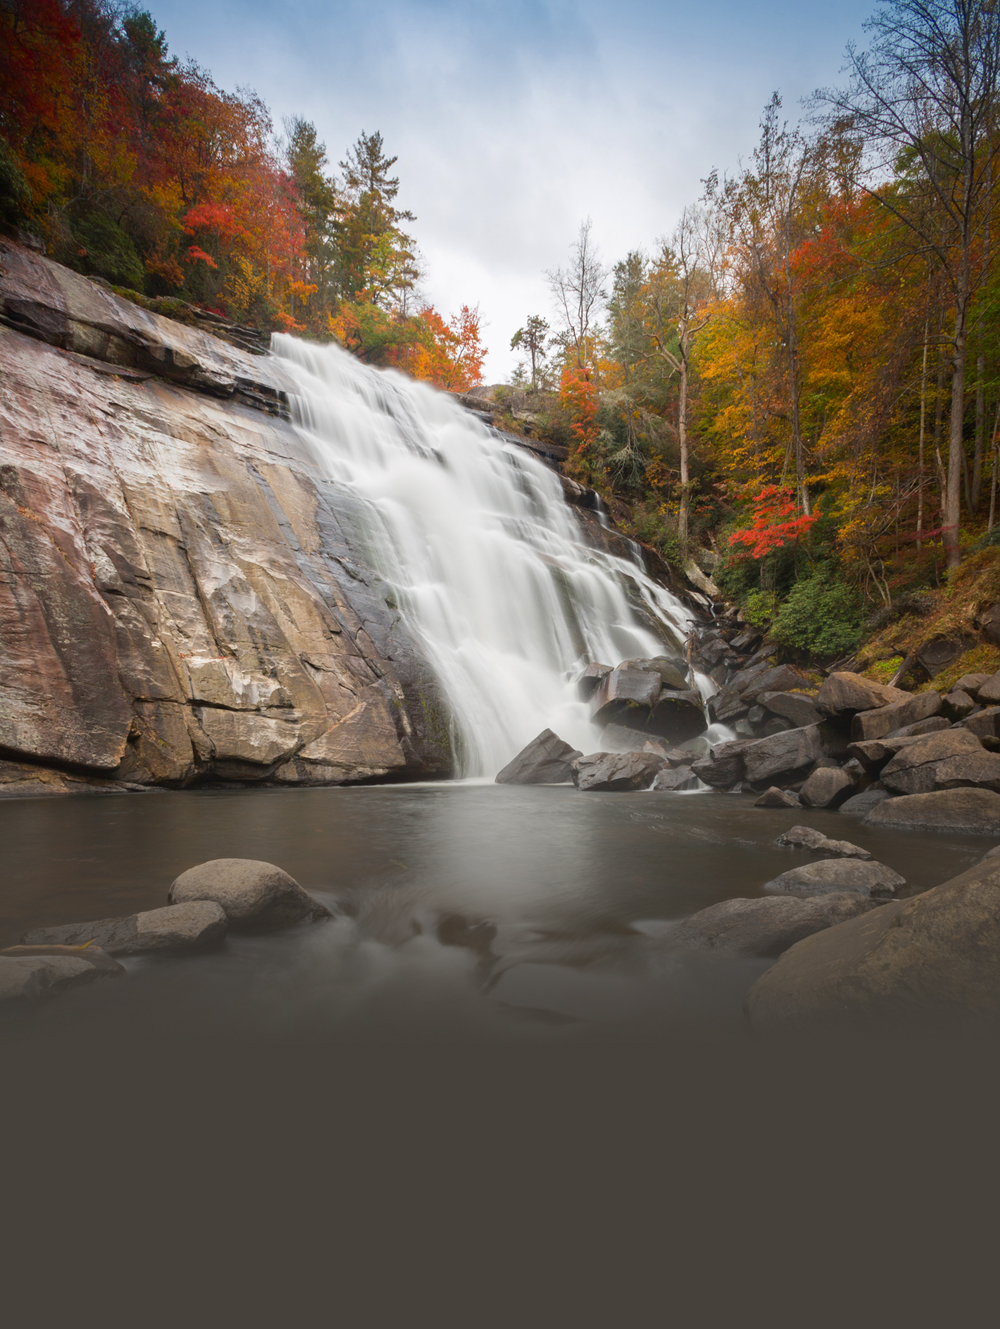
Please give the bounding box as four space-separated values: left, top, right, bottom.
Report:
148 0 878 379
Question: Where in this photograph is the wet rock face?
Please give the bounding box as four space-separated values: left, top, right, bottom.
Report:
0 242 453 790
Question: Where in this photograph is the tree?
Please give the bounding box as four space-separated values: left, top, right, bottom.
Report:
547 218 608 367
336 129 418 307
510 314 550 387
812 0 1000 567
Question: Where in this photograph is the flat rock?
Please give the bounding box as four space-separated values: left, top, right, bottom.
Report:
620 657 689 691
664 893 879 959
851 691 942 741
168 858 331 931
745 854 1000 1035
495 729 582 784
880 729 983 795
838 787 890 818
774 826 871 859
934 751 1000 792
592 665 661 717
650 765 698 791
0 953 114 1007
798 766 856 808
864 787 1000 835
757 691 821 728
815 671 908 717
761 858 904 899
742 725 825 787
23 901 228 954
754 786 801 808
572 750 665 792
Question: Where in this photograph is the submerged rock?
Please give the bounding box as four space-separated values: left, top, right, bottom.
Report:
864 787 1000 835
663 893 879 959
572 751 665 792
495 729 582 785
754 787 801 808
745 854 1000 1036
168 859 331 931
773 826 871 859
762 857 904 899
838 787 890 818
0 952 121 1008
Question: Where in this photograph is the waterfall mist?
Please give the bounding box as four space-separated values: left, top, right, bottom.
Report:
273 335 704 778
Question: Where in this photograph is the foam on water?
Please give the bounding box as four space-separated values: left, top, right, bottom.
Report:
273 335 707 777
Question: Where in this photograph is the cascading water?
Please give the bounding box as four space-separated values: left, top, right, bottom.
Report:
273 335 713 777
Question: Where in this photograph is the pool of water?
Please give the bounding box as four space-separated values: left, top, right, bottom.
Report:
0 784 991 1043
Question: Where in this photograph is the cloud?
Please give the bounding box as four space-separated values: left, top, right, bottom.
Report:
151 0 876 378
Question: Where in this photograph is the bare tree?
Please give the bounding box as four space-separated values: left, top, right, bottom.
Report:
547 219 608 367
812 0 1000 568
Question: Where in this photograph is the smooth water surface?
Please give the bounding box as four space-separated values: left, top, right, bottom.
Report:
1 786 990 1045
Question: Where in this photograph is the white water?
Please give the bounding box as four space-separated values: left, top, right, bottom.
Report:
273 335 708 777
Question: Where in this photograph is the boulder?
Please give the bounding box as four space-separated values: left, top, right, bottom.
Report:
592 665 661 718
620 657 689 691
814 671 908 718
644 691 707 743
915 636 976 679
0 953 119 1007
865 787 1000 835
941 690 976 721
933 751 1000 793
731 662 774 694
839 786 890 818
754 787 801 808
774 826 871 859
1 944 125 974
886 715 952 740
691 741 751 790
599 723 649 753
495 729 582 784
23 901 228 954
709 687 750 724
741 665 815 704
577 664 612 700
798 767 856 809
851 690 943 741
879 729 983 795
168 859 331 931
757 691 821 728
663 893 879 959
572 750 665 792
952 673 991 699
742 725 825 788
961 706 1000 741
745 855 1000 1036
650 765 698 792
762 857 905 899
974 669 1000 704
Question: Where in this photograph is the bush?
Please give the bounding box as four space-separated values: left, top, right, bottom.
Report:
0 139 31 230
769 572 862 658
68 209 145 288
742 588 778 628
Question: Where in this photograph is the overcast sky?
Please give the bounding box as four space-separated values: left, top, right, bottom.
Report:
148 0 876 379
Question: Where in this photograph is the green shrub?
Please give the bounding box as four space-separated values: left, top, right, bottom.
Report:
68 209 145 288
770 572 862 657
743 588 778 627
0 139 31 230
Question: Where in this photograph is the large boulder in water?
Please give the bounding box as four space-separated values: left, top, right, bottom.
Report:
572 750 665 792
664 893 879 959
864 787 1000 834
23 901 228 955
745 855 1000 1036
495 729 582 784
742 724 825 788
878 729 983 795
168 859 331 931
762 858 904 899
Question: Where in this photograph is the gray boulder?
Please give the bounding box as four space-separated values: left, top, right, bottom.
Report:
798 767 856 809
495 729 582 784
577 664 612 700
572 750 665 792
885 715 951 740
757 691 821 728
941 690 976 721
691 740 751 789
864 787 1000 835
620 657 689 691
839 787 890 818
953 673 991 698
599 723 650 753
754 787 801 808
664 893 879 959
934 751 1000 793
762 858 904 899
879 729 983 795
745 854 1000 1036
774 826 871 859
650 765 698 792
851 690 942 741
974 669 1000 704
960 706 1000 741
815 671 907 717
742 665 815 704
168 859 332 931
709 687 750 724
742 724 825 787
592 665 661 720
23 901 228 955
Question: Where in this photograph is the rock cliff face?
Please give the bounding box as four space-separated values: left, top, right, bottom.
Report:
0 240 453 796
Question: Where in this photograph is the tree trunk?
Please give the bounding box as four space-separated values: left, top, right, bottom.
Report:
678 337 689 554
918 316 928 549
945 281 968 570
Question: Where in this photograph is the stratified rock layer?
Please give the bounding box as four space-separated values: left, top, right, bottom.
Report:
0 240 453 791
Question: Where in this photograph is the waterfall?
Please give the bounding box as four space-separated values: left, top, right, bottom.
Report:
272 335 707 778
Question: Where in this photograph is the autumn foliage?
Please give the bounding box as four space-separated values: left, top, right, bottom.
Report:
0 0 483 389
